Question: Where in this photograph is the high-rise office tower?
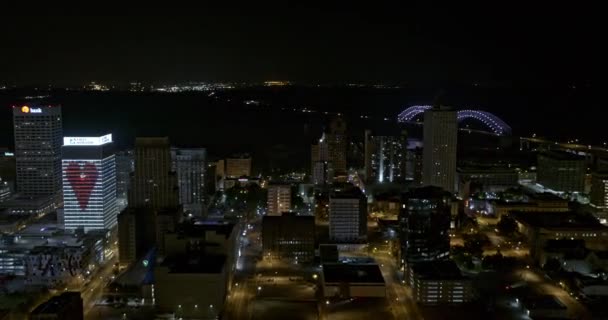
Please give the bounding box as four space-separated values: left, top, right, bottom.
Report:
172 148 206 216
12 105 63 203
329 185 367 242
399 186 451 268
326 118 347 173
422 107 457 193
407 147 423 185
267 183 291 216
62 134 117 231
364 129 407 183
311 138 332 185
129 137 178 209
115 150 134 212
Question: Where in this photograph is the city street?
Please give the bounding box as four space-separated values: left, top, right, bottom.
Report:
371 250 423 320
513 267 591 320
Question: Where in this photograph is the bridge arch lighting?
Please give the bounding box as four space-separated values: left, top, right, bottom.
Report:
397 105 512 136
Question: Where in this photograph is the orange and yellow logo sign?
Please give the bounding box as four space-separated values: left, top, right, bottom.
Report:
21 106 30 113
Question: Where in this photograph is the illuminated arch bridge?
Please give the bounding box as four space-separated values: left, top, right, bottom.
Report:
397 105 512 136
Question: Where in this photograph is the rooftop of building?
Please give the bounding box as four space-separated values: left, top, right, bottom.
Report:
457 166 518 173
0 195 55 207
521 295 567 310
319 245 339 263
160 253 226 274
330 183 364 198
226 153 251 160
539 150 585 161
173 218 236 239
322 263 385 284
31 292 81 315
410 260 465 280
544 239 586 253
511 211 608 230
592 250 608 259
527 192 567 202
365 125 407 138
134 137 170 146
402 186 452 200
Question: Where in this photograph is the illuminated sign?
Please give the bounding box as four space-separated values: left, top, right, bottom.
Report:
3 152 14 156
63 134 113 146
21 106 42 113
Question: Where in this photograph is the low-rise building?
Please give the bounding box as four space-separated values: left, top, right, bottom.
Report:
262 212 315 263
30 291 83 320
457 166 519 195
25 245 92 287
155 253 227 320
409 260 474 305
0 196 57 216
321 263 386 298
490 192 569 219
512 211 608 262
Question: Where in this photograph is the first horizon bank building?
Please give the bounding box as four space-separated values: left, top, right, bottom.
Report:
61 134 118 232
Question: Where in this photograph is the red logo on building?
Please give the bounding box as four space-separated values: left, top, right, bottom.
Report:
66 162 99 210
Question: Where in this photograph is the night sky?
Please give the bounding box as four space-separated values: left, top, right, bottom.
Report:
0 4 602 86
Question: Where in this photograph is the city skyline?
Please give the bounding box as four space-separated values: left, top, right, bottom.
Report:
0 7 605 320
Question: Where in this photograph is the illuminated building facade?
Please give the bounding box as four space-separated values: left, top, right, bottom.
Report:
409 260 473 304
172 148 206 216
591 172 608 208
225 155 251 178
364 129 407 183
422 107 457 193
267 183 291 216
62 134 117 231
329 186 367 243
12 105 63 204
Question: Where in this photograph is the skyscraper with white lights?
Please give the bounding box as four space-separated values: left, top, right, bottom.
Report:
62 134 117 231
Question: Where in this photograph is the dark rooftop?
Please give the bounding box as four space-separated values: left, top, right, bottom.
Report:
174 219 236 239
521 295 567 310
410 260 465 280
160 253 226 274
544 239 586 252
322 263 385 284
319 245 339 263
512 211 608 230
527 192 567 202
539 150 585 161
31 292 81 315
402 186 452 200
